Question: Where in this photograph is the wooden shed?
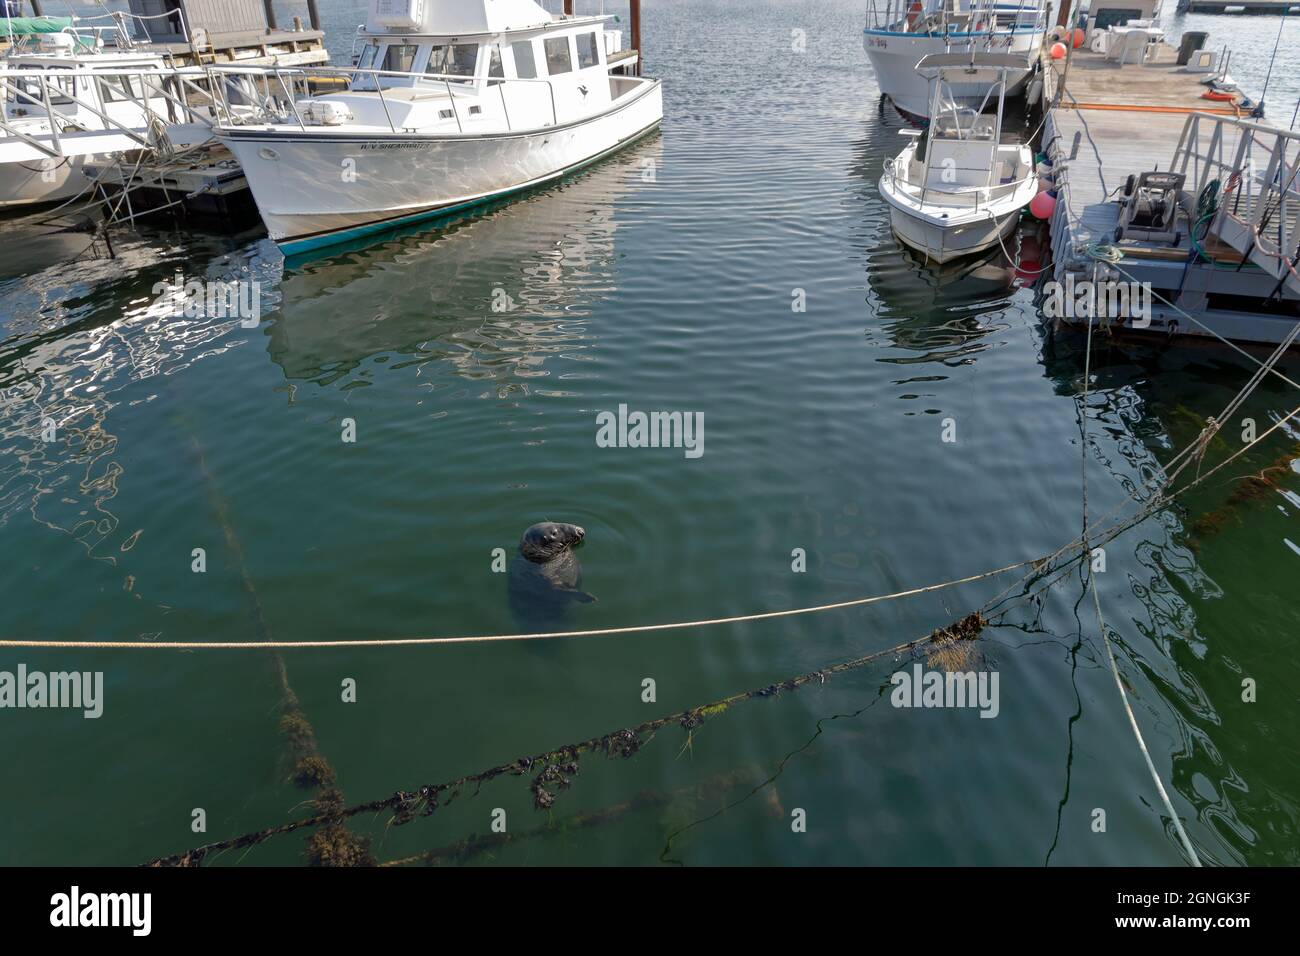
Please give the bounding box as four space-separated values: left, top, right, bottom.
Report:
125 0 329 66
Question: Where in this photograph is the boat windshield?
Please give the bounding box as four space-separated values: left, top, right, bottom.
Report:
932 109 995 141
425 43 479 81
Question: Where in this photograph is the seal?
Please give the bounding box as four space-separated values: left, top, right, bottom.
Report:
508 521 597 629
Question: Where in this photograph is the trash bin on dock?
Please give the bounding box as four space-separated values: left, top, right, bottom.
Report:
1178 31 1208 66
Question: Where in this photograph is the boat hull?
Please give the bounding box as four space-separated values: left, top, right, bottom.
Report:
884 199 1022 264
863 29 1041 118
220 80 663 255
0 156 91 208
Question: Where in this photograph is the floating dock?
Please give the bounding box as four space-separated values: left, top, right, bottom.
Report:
1175 0 1300 13
84 146 256 223
1039 37 1300 346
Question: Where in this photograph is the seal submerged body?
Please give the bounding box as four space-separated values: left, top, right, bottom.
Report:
508 522 597 630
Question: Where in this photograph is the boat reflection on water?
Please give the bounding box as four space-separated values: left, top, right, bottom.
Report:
267 134 662 386
862 225 1039 367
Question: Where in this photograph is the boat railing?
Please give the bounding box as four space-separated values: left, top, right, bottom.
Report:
890 163 1028 211
867 0 1046 38
0 64 221 158
203 65 562 135
56 7 192 51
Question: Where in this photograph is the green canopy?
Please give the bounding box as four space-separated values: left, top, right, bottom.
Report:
2 17 98 51
1 17 77 36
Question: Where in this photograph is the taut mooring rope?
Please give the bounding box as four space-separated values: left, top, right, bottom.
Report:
0 559 1036 650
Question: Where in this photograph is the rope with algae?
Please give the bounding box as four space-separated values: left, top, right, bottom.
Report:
188 434 372 866
143 611 988 866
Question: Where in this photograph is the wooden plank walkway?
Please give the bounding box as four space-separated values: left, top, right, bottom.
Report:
1041 41 1247 252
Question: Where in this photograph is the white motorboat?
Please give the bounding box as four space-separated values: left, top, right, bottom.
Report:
210 0 663 256
863 0 1047 119
879 53 1038 263
0 19 222 209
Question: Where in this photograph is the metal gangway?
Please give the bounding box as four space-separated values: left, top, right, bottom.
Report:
0 63 232 164
1172 111 1300 296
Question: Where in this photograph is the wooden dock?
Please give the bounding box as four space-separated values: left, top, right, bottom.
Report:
1039 37 1300 345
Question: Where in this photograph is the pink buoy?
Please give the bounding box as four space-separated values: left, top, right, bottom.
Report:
1050 42 1067 60
1029 191 1056 220
1073 28 1086 49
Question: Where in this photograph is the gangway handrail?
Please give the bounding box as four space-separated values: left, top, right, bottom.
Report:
0 64 225 159
1171 111 1300 290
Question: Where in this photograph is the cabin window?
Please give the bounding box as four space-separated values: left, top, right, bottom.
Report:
7 69 74 106
426 43 479 79
357 44 379 71
512 40 537 79
382 44 420 74
96 73 147 103
488 44 504 79
576 32 599 69
544 37 572 75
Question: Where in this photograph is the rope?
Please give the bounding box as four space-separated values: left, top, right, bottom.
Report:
1097 254 1300 394
1079 307 1201 868
0 559 1036 650
1088 572 1201 865
143 612 990 866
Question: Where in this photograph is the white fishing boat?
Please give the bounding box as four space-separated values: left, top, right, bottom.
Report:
863 0 1047 118
210 0 663 256
879 54 1038 263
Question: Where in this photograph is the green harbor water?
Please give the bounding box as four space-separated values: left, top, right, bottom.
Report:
0 0 1297 866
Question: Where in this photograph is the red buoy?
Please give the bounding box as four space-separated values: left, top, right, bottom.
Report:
1029 191 1056 220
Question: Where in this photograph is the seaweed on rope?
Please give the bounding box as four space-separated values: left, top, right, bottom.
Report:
143 612 989 867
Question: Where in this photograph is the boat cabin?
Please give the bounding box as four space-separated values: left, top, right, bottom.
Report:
294 0 631 131
1086 0 1162 33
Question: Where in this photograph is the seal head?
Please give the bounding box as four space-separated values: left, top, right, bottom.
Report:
519 522 586 563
